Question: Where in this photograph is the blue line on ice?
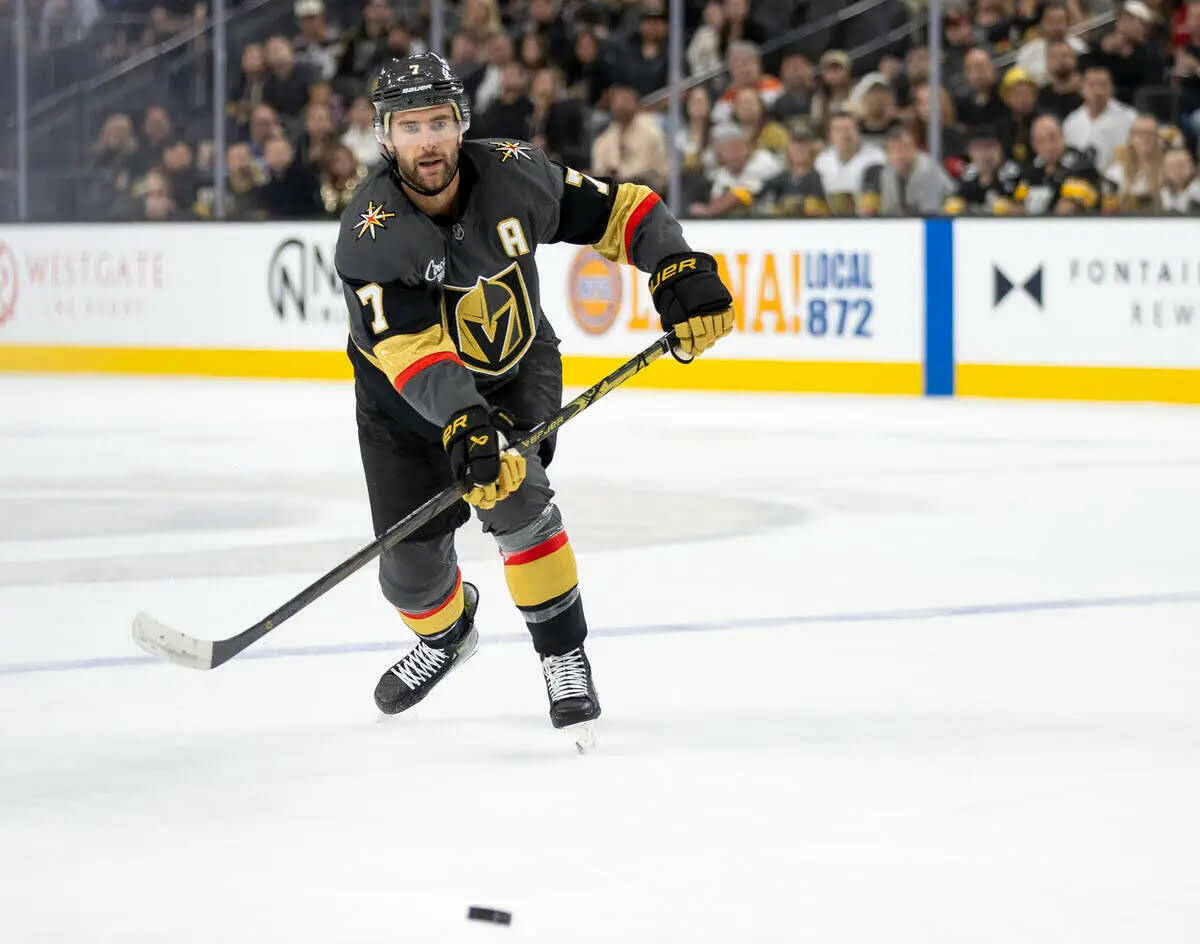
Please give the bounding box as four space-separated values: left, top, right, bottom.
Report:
3 589 1199 677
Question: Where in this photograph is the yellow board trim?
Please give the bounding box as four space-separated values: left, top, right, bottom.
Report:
0 344 355 379
957 364 1200 404
0 344 923 394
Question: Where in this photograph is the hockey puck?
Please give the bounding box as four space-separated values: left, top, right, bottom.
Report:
467 906 511 925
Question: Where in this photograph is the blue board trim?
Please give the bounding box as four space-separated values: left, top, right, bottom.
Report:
924 219 954 396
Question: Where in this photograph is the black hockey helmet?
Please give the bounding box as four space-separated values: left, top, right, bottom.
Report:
371 52 471 145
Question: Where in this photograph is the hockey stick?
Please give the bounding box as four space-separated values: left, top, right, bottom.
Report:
132 332 675 670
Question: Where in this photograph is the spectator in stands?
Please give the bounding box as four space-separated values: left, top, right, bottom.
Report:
472 62 533 140
1063 66 1137 172
142 105 173 156
758 124 828 217
1038 40 1084 120
232 43 268 132
723 0 767 47
1015 113 1102 213
688 1 727 76
688 123 779 217
459 0 502 43
91 112 139 205
297 101 338 170
1088 0 1167 104
945 125 1021 214
811 49 854 130
449 33 485 103
1104 113 1165 211
342 95 382 168
139 168 182 222
591 84 668 191
319 143 365 216
912 81 967 164
893 45 930 108
160 138 199 211
367 24 424 78
611 7 669 97
293 0 339 81
732 87 789 160
815 111 885 216
975 0 1015 55
942 10 978 98
956 48 1009 130
525 0 572 70
1172 0 1200 136
1000 66 1039 162
855 75 900 150
519 33 549 72
872 124 956 215
1016 2 1089 87
712 41 782 124
263 35 316 118
677 85 716 174
335 0 394 91
258 135 323 218
222 143 267 219
1160 146 1200 211
247 103 283 169
529 67 590 169
475 31 516 115
564 29 611 106
770 51 815 124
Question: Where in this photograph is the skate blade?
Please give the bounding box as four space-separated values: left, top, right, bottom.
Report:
562 720 596 755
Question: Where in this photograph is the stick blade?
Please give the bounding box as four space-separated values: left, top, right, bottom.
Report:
132 611 215 670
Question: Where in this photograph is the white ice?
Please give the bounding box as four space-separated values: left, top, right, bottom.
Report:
1 374 1197 943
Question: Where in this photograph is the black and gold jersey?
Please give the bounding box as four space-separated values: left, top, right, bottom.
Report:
1013 147 1102 215
335 138 689 432
944 160 1022 215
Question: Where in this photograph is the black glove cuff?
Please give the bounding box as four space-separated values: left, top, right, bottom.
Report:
649 252 733 329
442 405 491 451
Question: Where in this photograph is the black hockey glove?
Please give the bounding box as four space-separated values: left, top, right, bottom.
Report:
442 406 526 511
649 252 735 363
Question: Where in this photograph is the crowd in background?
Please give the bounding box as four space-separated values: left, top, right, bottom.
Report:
68 0 1200 219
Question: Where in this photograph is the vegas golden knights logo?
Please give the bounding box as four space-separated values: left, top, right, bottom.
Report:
441 261 536 375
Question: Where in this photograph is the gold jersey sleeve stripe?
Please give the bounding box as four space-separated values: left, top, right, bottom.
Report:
592 182 656 265
360 323 462 391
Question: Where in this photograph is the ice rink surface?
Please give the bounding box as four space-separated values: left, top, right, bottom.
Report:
1 373 1198 943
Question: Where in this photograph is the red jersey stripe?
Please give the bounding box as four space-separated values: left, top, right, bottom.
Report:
623 192 661 260
393 351 462 393
399 570 462 620
503 531 569 567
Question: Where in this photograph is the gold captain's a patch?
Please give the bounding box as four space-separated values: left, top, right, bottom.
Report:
441 261 536 376
355 201 395 240
491 141 533 163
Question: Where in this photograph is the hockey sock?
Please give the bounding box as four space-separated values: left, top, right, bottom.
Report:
396 568 467 648
497 507 587 656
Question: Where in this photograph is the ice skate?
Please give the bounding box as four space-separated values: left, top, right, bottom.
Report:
374 583 479 714
541 645 600 753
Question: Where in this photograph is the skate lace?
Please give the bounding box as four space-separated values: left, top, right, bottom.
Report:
542 648 589 701
390 641 448 690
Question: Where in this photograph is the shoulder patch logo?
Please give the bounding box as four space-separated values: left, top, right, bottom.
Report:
491 141 533 163
355 201 396 240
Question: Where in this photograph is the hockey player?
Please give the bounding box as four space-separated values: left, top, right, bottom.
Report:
334 53 734 736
